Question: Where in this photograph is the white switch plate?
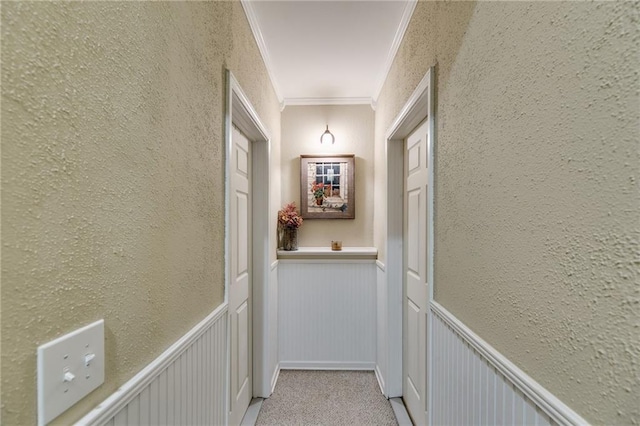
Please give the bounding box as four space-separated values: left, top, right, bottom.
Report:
37 319 105 425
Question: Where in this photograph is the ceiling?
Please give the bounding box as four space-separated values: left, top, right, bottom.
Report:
242 0 416 108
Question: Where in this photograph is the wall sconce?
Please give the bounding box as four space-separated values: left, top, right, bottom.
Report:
320 125 335 145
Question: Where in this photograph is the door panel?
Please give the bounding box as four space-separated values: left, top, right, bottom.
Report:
236 300 249 393
237 193 248 275
403 120 429 426
406 298 420 397
407 189 420 276
407 140 422 174
229 127 252 426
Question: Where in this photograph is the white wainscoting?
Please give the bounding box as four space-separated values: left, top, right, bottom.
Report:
77 304 228 426
278 260 376 369
430 301 588 426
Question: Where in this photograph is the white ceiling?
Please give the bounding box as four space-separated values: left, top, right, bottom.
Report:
242 0 416 108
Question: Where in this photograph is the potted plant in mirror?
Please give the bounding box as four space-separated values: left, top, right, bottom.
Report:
278 202 303 251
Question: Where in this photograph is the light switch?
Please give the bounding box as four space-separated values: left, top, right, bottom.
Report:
37 319 104 425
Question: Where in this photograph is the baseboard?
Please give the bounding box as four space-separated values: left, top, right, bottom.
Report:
374 365 386 397
430 301 588 426
279 361 376 370
77 303 228 425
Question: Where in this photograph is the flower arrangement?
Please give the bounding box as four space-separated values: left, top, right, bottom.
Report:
278 202 303 229
311 182 325 199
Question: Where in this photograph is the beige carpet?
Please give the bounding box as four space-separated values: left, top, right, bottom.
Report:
256 370 398 425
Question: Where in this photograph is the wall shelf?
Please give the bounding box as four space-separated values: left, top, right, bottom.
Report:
277 246 377 260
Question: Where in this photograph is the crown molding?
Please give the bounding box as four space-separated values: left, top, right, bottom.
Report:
372 0 417 104
242 0 416 109
282 97 374 110
240 0 284 104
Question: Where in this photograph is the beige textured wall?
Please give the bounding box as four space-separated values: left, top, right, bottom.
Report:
281 105 375 248
1 2 280 424
374 1 639 424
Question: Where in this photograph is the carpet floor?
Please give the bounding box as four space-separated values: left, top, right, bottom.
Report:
255 370 398 425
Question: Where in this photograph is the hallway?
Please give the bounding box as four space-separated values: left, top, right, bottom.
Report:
1 1 638 425
251 370 397 426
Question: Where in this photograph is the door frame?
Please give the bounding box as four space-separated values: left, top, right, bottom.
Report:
384 67 435 420
224 70 272 421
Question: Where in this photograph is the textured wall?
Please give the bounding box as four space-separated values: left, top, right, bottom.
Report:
281 105 375 248
374 1 639 424
1 2 280 424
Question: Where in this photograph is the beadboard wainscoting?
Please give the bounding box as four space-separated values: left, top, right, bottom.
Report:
278 259 377 370
430 301 588 426
77 304 228 426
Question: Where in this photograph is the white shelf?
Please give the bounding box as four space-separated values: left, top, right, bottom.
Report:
277 246 377 260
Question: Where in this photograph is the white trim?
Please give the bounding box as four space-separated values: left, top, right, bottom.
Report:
270 364 281 394
240 0 283 104
385 70 432 142
384 67 435 400
372 0 417 104
277 246 377 260
226 72 272 143
430 301 589 426
425 67 436 426
252 137 271 399
270 260 278 271
76 303 228 426
389 398 413 426
375 365 387 397
240 398 264 426
375 262 388 398
384 137 404 398
279 361 376 370
426 70 435 303
225 70 273 401
282 97 373 109
277 259 377 265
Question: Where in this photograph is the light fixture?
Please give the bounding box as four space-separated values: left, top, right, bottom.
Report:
320 125 335 145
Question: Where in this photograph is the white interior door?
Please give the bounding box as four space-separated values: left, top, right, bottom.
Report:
403 120 429 425
229 126 252 425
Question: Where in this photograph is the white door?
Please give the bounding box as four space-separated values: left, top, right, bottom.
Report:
229 126 252 425
403 120 429 425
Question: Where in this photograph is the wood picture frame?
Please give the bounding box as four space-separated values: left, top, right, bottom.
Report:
300 154 355 219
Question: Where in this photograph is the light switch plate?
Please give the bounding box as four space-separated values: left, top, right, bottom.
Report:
37 319 104 425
